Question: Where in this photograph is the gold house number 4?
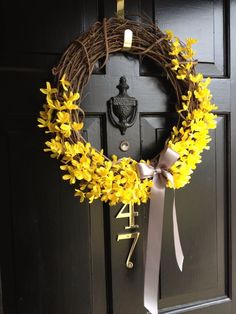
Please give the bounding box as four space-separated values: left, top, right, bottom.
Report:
116 203 140 268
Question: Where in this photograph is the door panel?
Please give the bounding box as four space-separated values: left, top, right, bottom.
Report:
160 117 228 307
0 0 235 314
154 0 226 76
1 114 107 314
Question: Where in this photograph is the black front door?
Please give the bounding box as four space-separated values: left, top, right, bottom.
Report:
1 1 236 314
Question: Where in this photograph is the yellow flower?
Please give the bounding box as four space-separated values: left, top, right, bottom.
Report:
186 38 198 47
82 170 92 182
111 155 118 162
40 82 57 95
72 121 84 131
56 123 71 137
203 113 217 129
63 101 79 110
182 91 192 101
80 154 91 167
165 30 174 40
96 166 110 177
44 138 63 158
172 126 179 136
86 185 101 203
192 109 205 121
176 69 187 80
194 87 210 101
75 189 85 202
56 111 70 124
75 142 87 154
173 38 180 47
60 74 70 91
169 38 183 56
181 48 196 60
48 99 64 110
189 73 203 83
185 62 194 71
37 117 48 128
63 142 81 159
200 101 218 112
199 77 211 88
91 150 105 165
171 59 180 70
63 91 80 103
60 165 77 184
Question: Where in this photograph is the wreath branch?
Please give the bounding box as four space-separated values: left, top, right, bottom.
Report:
52 17 196 115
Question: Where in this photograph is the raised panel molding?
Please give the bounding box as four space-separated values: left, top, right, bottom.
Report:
0 115 107 314
140 114 230 313
140 0 228 78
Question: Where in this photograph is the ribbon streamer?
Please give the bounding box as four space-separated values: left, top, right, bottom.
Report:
137 147 184 314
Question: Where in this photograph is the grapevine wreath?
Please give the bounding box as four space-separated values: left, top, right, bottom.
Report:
38 17 217 207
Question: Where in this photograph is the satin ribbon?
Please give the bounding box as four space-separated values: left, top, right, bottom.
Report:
137 147 184 314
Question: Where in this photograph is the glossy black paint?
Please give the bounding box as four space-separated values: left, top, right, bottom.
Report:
0 0 235 314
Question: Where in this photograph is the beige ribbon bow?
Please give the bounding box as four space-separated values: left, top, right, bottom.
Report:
137 147 184 314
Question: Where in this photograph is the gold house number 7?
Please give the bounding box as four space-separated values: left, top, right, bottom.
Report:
116 203 140 268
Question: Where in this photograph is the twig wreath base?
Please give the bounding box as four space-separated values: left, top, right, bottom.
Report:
38 17 217 206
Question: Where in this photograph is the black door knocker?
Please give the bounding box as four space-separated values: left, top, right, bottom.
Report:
108 76 138 135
